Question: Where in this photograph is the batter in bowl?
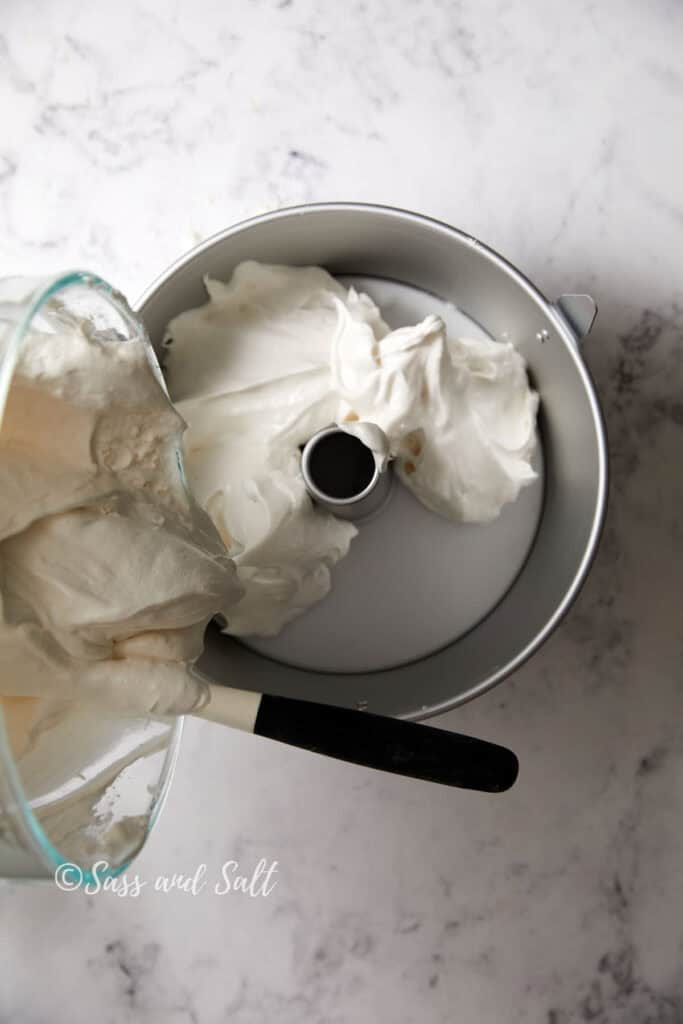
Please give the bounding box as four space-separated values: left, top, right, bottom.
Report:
0 311 242 757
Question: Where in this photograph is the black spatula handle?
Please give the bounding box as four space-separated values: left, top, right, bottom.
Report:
254 695 518 793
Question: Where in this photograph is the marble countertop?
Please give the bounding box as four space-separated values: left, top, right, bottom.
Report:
2 0 683 1020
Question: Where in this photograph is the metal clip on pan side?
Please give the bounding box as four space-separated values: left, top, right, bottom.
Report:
554 294 598 346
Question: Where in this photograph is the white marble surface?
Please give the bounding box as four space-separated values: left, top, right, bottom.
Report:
2 0 683 1020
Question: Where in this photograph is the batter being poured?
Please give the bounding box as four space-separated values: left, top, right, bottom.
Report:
164 262 539 638
0 311 242 760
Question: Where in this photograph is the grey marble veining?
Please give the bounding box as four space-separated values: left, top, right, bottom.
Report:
2 0 683 1021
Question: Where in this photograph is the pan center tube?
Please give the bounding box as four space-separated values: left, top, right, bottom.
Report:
301 426 393 521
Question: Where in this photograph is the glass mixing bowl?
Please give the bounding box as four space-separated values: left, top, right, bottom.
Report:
0 272 183 881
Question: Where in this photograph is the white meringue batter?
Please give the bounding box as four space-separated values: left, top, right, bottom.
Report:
164 262 539 641
0 316 242 762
